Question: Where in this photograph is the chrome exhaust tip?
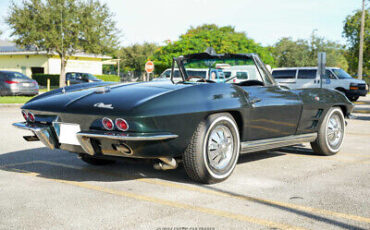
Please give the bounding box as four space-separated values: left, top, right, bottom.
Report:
153 157 178 170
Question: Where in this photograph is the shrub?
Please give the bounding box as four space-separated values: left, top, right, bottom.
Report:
32 74 60 86
95 74 120 82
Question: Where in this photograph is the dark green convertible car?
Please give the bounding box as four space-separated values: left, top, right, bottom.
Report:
13 53 354 184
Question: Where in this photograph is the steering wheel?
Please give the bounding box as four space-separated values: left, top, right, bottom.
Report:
237 80 264 87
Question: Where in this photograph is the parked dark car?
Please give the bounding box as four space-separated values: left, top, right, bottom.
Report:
0 71 39 96
66 72 103 85
13 53 353 184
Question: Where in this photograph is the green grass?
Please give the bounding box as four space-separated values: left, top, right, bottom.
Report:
0 96 35 104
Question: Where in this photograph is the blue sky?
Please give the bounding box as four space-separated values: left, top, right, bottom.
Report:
0 0 364 46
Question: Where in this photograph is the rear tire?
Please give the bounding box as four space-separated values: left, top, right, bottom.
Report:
79 154 116 165
310 107 345 156
182 113 240 184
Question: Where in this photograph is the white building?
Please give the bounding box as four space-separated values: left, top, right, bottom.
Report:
0 40 111 77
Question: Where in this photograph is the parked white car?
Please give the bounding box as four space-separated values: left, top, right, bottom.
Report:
154 68 208 82
272 67 369 101
220 65 262 83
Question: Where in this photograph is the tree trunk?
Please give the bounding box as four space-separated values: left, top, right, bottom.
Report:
59 55 67 87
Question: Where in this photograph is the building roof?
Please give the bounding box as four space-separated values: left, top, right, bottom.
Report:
0 40 111 59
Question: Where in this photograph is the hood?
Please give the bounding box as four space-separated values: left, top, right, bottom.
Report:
22 81 189 116
342 78 367 84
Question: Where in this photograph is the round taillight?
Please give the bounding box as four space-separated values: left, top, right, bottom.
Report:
102 117 114 130
28 112 35 122
115 118 129 131
22 110 28 121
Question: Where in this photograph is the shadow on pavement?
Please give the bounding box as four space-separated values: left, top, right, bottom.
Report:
0 147 283 184
0 146 366 229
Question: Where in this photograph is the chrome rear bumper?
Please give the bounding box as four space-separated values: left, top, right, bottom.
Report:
76 131 178 155
12 122 178 156
13 122 58 149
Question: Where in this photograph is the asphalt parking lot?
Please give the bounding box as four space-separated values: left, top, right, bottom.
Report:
0 96 369 230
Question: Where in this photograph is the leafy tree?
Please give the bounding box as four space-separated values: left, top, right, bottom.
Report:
152 24 274 73
272 31 348 70
118 43 158 76
6 0 119 87
343 8 369 77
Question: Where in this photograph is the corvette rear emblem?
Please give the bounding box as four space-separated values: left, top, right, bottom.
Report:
94 102 114 109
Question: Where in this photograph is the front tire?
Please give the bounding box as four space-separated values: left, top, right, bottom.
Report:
311 107 345 156
79 154 116 165
182 113 240 184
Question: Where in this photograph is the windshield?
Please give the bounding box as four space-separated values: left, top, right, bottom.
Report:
182 58 264 83
332 69 352 79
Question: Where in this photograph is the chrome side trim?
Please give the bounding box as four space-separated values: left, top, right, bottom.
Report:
241 133 317 154
76 131 178 155
13 122 58 149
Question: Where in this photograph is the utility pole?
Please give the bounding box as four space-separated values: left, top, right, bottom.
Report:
357 0 365 80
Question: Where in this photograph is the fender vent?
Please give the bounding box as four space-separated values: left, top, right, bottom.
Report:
311 120 319 129
315 109 323 118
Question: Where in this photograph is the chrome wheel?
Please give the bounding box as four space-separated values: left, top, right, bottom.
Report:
326 112 344 151
207 124 234 171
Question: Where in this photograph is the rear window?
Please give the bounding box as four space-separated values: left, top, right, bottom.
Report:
297 70 317 79
272 70 296 79
6 72 29 80
236 72 248 79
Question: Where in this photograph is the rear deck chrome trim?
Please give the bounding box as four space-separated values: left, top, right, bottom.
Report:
240 133 317 154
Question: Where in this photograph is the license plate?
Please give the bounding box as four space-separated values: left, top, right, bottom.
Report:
56 123 81 145
22 83 32 87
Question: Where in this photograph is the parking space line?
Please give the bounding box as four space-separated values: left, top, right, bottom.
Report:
353 110 370 114
5 166 306 230
347 132 370 137
0 161 38 168
284 153 370 163
4 160 369 225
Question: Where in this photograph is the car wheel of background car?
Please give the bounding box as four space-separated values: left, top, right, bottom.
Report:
311 107 345 156
79 154 116 165
182 113 240 184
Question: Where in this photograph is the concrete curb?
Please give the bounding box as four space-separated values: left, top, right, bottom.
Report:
0 104 23 108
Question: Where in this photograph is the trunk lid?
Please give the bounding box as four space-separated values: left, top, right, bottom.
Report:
23 82 188 116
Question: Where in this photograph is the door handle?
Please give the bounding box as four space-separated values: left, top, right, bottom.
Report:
250 97 261 104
